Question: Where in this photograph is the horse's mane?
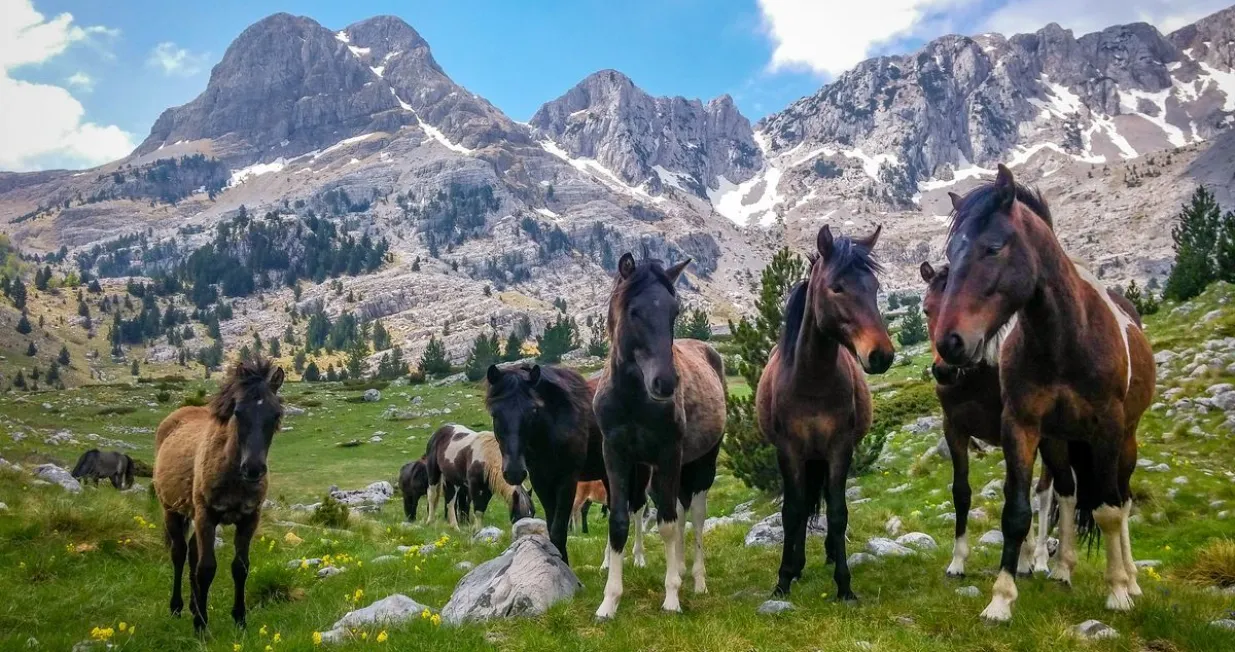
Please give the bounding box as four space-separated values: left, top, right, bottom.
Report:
608 258 679 338
209 357 282 424
780 281 810 365
476 433 517 501
948 177 1053 242
487 363 592 430
779 235 883 366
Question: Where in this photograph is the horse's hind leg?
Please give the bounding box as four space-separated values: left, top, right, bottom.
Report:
825 448 857 602
1119 428 1141 597
1032 461 1055 575
580 500 591 534
650 452 684 613
1039 440 1078 585
774 448 808 597
596 445 634 620
164 511 189 617
230 513 258 628
945 424 972 577
190 513 220 634
805 459 826 568
1092 425 1134 612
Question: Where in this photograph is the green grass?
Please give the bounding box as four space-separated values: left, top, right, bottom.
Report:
2 286 1235 650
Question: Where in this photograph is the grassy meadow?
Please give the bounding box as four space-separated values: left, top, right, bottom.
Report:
3 286 1235 651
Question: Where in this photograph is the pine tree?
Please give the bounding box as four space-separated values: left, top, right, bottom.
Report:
537 314 579 363
372 319 391 351
419 336 452 378
58 345 70 366
87 278 102 294
1165 186 1221 301
676 308 711 340
268 338 282 358
130 359 140 376
325 364 338 382
302 360 321 381
46 361 60 384
723 247 808 492
1122 280 1160 316
345 336 369 379
586 330 609 358
15 312 31 335
464 331 502 381
13 369 26 389
10 277 26 310
25 341 37 357
897 304 928 346
502 330 523 362
239 344 252 362
293 349 307 374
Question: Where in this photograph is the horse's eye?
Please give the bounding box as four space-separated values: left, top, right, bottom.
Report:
830 284 844 294
985 242 1005 256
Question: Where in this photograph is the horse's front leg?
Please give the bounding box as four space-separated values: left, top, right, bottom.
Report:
596 446 632 620
980 419 1039 623
650 450 684 613
551 480 575 564
1093 413 1135 612
945 422 972 577
826 445 858 602
191 511 220 634
164 511 189 617
774 447 807 597
1039 439 1077 585
231 512 258 628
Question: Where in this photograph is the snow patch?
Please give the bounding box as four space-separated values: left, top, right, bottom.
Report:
540 140 660 203
653 165 693 193
918 164 993 192
335 31 350 43
534 208 560 220
1119 88 1190 147
229 159 287 187
370 66 385 78
390 89 473 154
347 45 370 58
313 133 379 160
1198 62 1235 111
843 148 898 180
708 167 784 227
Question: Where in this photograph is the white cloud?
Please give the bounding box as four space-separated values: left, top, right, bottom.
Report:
147 41 208 77
0 0 134 171
757 0 1232 79
66 71 93 91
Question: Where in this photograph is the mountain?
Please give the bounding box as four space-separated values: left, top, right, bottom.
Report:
2 7 1235 382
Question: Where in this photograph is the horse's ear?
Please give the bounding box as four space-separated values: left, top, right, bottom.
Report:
995 164 1016 208
618 253 636 279
817 225 835 258
486 364 502 386
948 191 963 212
920 261 936 283
857 224 882 250
528 364 542 386
665 258 691 285
267 366 285 393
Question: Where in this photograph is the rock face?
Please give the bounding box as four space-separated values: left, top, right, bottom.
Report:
33 464 81 493
441 532 580 624
531 70 763 199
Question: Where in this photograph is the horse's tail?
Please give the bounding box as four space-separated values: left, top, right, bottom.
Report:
122 455 135 489
72 449 99 479
1069 441 1102 550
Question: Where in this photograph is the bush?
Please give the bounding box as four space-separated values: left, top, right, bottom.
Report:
1181 538 1235 588
897 304 928 346
309 494 350 529
246 564 299 607
419 336 451 378
853 382 938 475
96 405 137 416
155 390 171 403
1122 279 1160 316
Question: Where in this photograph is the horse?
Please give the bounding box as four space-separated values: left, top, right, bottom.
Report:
572 479 609 534
485 362 629 565
593 253 727 619
71 449 135 489
933 165 1154 622
757 225 896 600
921 261 1055 578
153 357 285 634
425 424 535 527
398 457 430 522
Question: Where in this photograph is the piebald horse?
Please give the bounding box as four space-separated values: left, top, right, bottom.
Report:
594 253 727 619
934 166 1154 622
425 424 535 527
757 225 895 600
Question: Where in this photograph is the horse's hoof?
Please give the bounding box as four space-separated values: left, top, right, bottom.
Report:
945 570 965 579
771 585 790 599
836 591 859 604
1016 570 1033 579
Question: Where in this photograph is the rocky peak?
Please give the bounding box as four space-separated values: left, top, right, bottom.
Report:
530 70 762 199
1170 5 1235 70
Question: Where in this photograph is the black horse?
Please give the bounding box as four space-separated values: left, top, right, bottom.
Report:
71 449 135 489
486 362 609 564
399 458 430 521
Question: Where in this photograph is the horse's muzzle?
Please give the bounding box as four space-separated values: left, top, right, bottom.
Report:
931 362 960 385
866 348 895 374
503 467 527 487
240 463 267 483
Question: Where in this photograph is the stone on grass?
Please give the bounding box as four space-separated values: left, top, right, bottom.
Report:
473 526 504 544
32 464 81 493
956 586 981 598
1071 620 1117 640
287 557 322 569
370 555 398 564
363 388 382 402
513 517 548 538
885 516 903 536
317 566 345 579
329 481 394 507
1211 619 1235 631
442 533 579 624
455 561 475 571
757 600 794 615
848 552 877 566
978 530 1004 546
866 537 914 557
745 514 784 547
319 594 434 644
1134 560 1161 568
979 479 1002 499
1146 463 1171 472
895 532 937 551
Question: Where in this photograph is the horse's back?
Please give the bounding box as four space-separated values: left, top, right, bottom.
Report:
673 339 726 462
153 406 211 515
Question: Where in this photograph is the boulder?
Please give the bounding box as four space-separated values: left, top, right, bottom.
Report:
757 600 795 615
885 516 903 536
513 517 549 538
744 514 783 547
1211 619 1235 630
847 552 877 566
978 530 1004 546
866 537 914 557
363 388 382 402
895 532 937 551
978 479 1003 499
441 534 580 624
329 481 394 507
317 566 346 579
319 594 434 644
32 464 81 493
1071 620 1118 640
473 526 504 544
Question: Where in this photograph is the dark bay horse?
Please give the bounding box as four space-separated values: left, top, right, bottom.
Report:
425 424 535 527
934 165 1154 621
153 358 285 634
921 261 1055 578
71 449 135 489
398 457 430 521
757 225 895 600
485 363 622 564
593 253 727 619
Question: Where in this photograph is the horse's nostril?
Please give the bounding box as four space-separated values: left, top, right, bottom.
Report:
938 333 964 361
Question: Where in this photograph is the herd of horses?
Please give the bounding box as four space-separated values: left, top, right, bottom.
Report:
139 164 1154 633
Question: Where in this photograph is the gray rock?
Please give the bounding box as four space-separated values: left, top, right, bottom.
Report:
1154 350 1177 364
288 557 322 569
1146 463 1171 472
978 530 1004 546
411 395 424 405
318 594 435 644
1134 559 1161 568
317 566 346 579
887 483 911 494
1172 476 1189 485
32 464 81 493
513 517 548 539
955 585 981 598
745 513 784 547
866 537 914 557
1211 392 1235 411
455 561 475 571
363 388 382 402
979 479 1003 499
885 516 903 536
329 481 394 507
1211 619 1235 630
895 532 937 551
442 534 579 624
1071 619 1118 640
370 555 398 564
845 486 862 501
473 526 503 544
757 600 795 615
935 437 952 460
847 552 877 567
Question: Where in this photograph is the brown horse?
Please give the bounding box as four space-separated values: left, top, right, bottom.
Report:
572 479 608 534
757 225 895 600
934 165 1154 622
153 358 285 634
425 424 535 527
921 261 1055 578
398 457 430 522
594 253 727 619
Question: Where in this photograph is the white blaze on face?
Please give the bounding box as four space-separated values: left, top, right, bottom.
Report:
1074 264 1135 393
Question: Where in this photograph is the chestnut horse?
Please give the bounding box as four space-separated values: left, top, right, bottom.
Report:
934 165 1154 622
425 424 535 527
572 479 609 534
153 358 285 634
594 253 727 619
757 225 895 600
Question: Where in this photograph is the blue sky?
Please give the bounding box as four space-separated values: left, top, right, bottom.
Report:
3 0 1230 171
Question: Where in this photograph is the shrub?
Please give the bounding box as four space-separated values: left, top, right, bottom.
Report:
96 405 137 416
247 564 299 607
897 304 928 346
853 382 938 476
1181 538 1235 588
155 390 171 403
309 494 350 529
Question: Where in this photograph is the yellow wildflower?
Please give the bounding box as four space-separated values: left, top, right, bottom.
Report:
352 588 364 602
128 625 135 636
260 624 269 636
273 633 282 643
233 645 242 652
415 565 421 572
90 627 115 641
312 631 323 646
421 609 431 620
430 614 441 627
266 646 274 652
377 630 388 643
361 632 369 641
118 622 127 632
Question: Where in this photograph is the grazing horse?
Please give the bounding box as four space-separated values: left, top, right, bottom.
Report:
572 479 609 534
921 261 1055 578
485 363 629 564
153 358 285 634
934 165 1154 622
398 457 430 522
71 449 135 489
425 424 535 527
757 225 895 600
594 253 727 619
